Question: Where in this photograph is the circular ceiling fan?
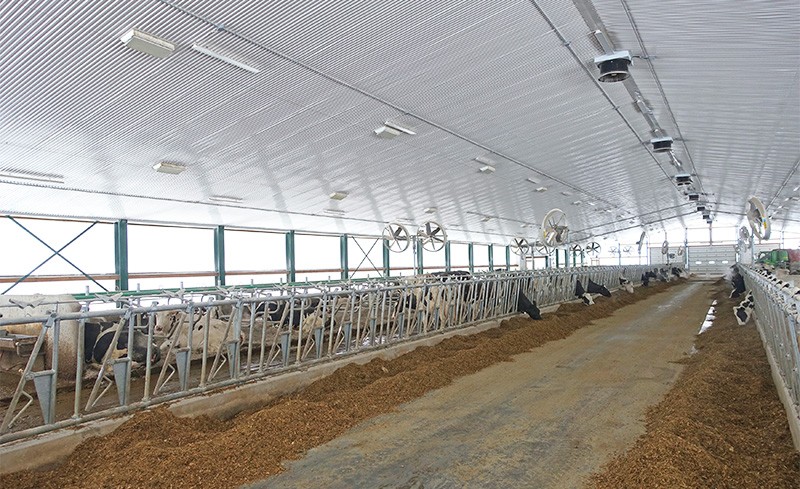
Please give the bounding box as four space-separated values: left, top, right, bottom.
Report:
541 208 569 247
510 237 530 256
533 240 551 256
585 242 601 255
636 231 647 254
417 221 447 252
382 222 410 253
661 240 669 255
746 196 771 241
739 226 752 250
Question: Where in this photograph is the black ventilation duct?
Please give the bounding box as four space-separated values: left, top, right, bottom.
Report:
688 193 699 201
651 136 673 153
593 51 632 83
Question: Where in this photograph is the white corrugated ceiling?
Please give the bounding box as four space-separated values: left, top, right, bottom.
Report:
0 0 797 244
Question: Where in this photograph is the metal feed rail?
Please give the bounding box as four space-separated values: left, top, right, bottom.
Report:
740 266 800 415
0 266 651 443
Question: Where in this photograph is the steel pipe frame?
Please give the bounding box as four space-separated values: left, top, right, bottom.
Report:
740 266 800 413
0 265 652 443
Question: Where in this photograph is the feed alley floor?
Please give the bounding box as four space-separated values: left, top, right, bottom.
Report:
248 282 712 489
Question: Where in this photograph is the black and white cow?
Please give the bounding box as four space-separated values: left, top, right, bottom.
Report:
84 320 160 366
516 290 541 320
729 267 746 298
587 279 611 297
619 275 634 294
732 292 754 325
575 280 594 305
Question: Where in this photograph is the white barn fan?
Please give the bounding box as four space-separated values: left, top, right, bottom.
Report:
542 208 569 247
510 237 530 256
533 241 551 256
417 221 447 252
585 242 601 255
746 196 771 241
383 222 410 252
661 240 669 255
636 231 647 254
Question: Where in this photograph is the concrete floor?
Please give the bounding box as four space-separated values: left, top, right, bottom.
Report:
246 282 713 489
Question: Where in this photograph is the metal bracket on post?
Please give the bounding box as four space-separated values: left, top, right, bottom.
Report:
314 327 323 359
175 347 191 391
112 358 131 406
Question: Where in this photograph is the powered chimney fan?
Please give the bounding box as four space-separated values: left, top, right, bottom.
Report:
593 51 632 83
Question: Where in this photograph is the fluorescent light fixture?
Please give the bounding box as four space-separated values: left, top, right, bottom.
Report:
329 191 349 201
209 195 242 203
120 29 175 58
191 44 260 73
153 161 187 174
0 169 64 184
572 201 582 206
424 207 437 214
374 126 401 139
478 165 496 174
322 208 346 216
475 155 496 166
586 201 596 206
480 216 491 222
534 187 548 193
793 186 800 192
520 223 531 228
526 177 541 185
383 121 416 135
397 217 415 223
560 191 572 196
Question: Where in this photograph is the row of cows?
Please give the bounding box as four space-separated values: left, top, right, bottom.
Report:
0 270 659 384
732 265 800 326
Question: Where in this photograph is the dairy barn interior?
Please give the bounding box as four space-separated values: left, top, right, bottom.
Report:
0 0 799 487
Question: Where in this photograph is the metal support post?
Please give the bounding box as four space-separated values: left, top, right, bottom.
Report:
505 246 511 271
213 225 225 287
488 245 494 271
114 219 128 291
285 230 296 283
565 248 570 268
382 239 390 276
340 234 349 280
468 243 475 273
555 250 560 268
445 241 452 272
415 239 424 275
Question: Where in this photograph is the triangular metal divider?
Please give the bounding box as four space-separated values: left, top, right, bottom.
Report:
343 323 352 352
30 370 55 425
226 340 239 378
313 328 323 359
175 348 191 391
112 359 130 406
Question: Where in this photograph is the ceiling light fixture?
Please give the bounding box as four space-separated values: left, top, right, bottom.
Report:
526 177 541 185
120 29 175 58
478 165 496 174
424 207 437 214
384 121 416 135
534 186 548 193
329 191 349 201
323 208 346 216
208 195 243 203
480 216 491 222
153 161 187 174
191 44 260 73
560 191 572 196
0 169 65 185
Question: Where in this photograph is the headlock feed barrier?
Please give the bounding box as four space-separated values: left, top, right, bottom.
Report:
0 266 651 443
740 266 800 420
